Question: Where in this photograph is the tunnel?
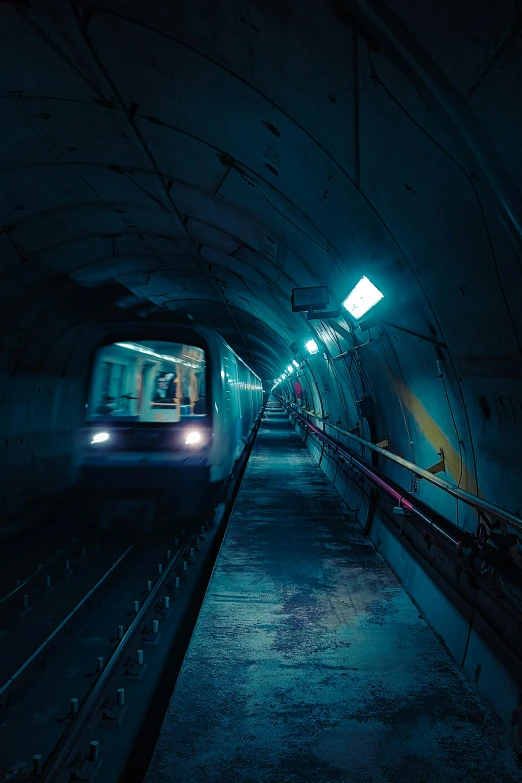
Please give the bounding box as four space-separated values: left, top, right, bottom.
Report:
1 1 522 780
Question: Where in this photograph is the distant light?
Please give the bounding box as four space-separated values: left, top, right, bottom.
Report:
91 432 110 444
185 431 202 445
292 360 299 368
287 365 294 373
342 276 384 319
305 339 319 355
221 370 225 379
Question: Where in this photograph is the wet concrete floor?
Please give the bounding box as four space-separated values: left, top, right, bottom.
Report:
146 407 522 782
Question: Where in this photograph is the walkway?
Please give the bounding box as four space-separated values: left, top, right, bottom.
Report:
146 403 522 782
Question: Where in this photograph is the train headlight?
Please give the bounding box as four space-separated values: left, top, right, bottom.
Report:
185 430 202 446
91 431 110 444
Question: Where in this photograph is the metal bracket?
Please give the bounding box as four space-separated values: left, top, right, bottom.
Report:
394 498 411 516
306 307 342 320
324 319 353 343
376 439 389 449
425 448 446 475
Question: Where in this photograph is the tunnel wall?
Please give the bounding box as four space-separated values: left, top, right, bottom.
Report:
285 405 522 748
0 240 113 535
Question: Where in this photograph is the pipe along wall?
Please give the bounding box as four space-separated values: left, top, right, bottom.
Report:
281 398 522 751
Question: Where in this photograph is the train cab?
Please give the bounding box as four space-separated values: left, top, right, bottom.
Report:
76 325 264 493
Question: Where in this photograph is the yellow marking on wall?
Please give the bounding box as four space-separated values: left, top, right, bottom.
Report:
396 380 478 496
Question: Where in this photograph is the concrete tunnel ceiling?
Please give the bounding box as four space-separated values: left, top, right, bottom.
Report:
1 0 522 526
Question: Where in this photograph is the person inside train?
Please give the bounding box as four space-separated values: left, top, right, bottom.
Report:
152 371 178 407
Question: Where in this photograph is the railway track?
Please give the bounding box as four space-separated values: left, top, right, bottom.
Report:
0 406 265 783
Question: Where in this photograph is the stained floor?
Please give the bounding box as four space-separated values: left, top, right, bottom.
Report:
146 405 522 782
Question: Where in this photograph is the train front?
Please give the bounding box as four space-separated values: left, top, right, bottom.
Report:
77 333 212 497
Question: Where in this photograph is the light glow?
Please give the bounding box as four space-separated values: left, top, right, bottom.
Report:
342 276 384 319
185 430 202 445
305 339 319 355
91 431 110 444
115 342 199 369
287 365 294 373
292 360 299 368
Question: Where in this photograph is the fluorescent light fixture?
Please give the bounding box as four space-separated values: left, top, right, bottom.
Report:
115 342 199 369
305 339 319 355
287 365 294 373
342 276 384 319
292 360 299 368
185 430 202 445
91 432 110 444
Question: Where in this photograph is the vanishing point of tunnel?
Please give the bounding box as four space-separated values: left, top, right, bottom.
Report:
1 1 522 781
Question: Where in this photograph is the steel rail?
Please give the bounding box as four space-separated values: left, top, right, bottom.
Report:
0 545 133 701
0 539 79 607
40 402 267 782
39 537 183 783
281 398 522 533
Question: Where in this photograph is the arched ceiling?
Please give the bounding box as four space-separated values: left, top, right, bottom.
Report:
1 0 521 389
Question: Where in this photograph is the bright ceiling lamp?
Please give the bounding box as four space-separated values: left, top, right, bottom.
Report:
292 360 299 368
287 365 294 373
305 339 319 354
342 276 384 319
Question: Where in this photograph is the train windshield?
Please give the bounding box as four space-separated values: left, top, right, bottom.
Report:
86 341 207 423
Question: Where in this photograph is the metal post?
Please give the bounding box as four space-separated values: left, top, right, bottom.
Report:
33 755 43 775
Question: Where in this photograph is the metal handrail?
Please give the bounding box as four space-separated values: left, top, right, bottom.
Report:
281 398 522 534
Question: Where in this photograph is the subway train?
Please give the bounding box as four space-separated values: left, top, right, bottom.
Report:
76 325 264 500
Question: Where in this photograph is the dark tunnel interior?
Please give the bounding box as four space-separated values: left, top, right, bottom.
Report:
1 0 522 780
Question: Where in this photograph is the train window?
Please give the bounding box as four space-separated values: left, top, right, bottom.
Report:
86 341 207 424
